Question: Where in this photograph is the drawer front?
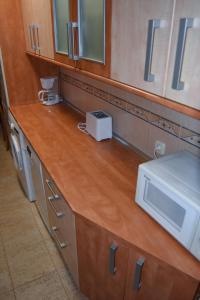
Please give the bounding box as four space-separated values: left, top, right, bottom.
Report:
43 169 79 286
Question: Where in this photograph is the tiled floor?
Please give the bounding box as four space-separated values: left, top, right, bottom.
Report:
0 131 86 300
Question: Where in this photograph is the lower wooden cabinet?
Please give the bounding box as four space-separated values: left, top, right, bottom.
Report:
43 168 79 286
125 248 199 300
76 215 200 300
76 215 129 300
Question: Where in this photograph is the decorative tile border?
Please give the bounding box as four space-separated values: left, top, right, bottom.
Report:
61 73 200 149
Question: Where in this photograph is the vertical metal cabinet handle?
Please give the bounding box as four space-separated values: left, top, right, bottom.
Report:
67 22 73 58
67 22 79 60
144 19 161 82
109 243 118 274
48 196 64 218
51 226 67 248
133 257 145 290
35 25 40 54
72 22 79 60
32 24 40 53
32 24 37 51
29 24 34 50
46 179 60 199
172 18 194 90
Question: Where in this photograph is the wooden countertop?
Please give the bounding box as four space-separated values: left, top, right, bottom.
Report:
11 103 200 281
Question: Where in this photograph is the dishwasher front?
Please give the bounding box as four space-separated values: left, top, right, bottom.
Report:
25 138 50 230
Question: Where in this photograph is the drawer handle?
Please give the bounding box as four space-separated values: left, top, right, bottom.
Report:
67 22 73 58
48 196 64 218
32 24 38 52
51 226 67 248
109 243 118 274
133 257 145 290
46 179 60 199
144 19 160 82
35 25 40 54
172 17 194 90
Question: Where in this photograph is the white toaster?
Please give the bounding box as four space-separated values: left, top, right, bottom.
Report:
86 111 112 141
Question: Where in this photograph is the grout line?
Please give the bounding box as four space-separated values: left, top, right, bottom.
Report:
0 230 17 300
42 239 71 300
0 206 59 292
31 205 71 299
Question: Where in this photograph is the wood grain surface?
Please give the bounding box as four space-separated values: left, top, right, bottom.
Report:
10 102 200 281
0 0 59 106
76 215 129 300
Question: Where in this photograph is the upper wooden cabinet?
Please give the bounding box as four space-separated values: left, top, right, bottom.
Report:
76 215 200 300
111 0 200 110
111 0 174 97
52 0 111 76
21 0 54 59
165 0 200 109
21 0 34 53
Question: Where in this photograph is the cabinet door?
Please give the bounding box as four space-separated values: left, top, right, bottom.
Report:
20 0 35 53
30 150 49 229
76 215 129 300
43 169 79 286
33 0 54 59
125 247 199 300
52 0 75 66
76 0 111 77
111 0 174 96
165 0 200 109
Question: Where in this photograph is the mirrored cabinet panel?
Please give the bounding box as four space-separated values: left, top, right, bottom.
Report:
78 0 105 63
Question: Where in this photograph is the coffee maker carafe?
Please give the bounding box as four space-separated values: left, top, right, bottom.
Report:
38 76 62 105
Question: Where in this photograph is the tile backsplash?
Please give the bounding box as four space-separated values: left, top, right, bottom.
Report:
60 68 200 158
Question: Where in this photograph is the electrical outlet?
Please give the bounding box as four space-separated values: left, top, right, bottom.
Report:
154 141 166 155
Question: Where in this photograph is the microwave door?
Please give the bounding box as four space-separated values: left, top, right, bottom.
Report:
137 174 199 248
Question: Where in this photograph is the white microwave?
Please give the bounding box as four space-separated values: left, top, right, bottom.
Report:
135 151 200 260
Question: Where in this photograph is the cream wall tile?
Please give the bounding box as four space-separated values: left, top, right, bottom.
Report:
179 116 200 134
61 82 86 112
61 69 110 93
62 79 149 153
115 113 150 153
61 79 178 156
131 96 153 114
60 70 200 133
108 85 132 103
61 79 128 131
177 139 200 157
148 102 184 125
60 73 200 158
147 124 180 158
